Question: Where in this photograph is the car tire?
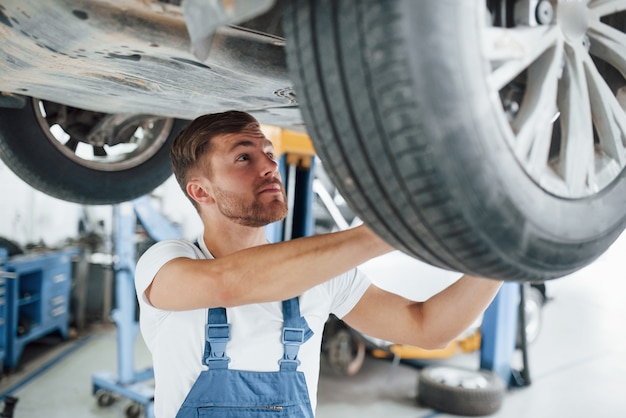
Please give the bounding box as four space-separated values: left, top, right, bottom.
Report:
284 0 626 281
0 99 188 205
417 366 505 416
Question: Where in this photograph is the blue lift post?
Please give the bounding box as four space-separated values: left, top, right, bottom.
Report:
265 154 315 243
92 197 182 418
480 282 520 385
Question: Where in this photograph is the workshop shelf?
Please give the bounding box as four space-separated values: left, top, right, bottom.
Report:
0 247 79 370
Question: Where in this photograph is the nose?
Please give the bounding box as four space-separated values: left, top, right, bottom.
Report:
261 153 279 177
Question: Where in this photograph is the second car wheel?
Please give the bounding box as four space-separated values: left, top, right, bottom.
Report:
0 98 188 205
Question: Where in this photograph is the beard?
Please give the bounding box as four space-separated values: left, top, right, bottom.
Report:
212 183 288 227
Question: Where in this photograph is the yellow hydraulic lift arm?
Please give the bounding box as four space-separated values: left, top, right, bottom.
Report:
261 125 316 168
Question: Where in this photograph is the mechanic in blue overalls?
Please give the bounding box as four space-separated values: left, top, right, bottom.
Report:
135 111 503 417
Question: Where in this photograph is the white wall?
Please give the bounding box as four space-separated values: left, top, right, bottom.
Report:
0 161 202 249
0 162 83 248
145 174 204 240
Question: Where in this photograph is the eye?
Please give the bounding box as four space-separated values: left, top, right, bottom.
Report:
236 154 249 162
267 152 276 160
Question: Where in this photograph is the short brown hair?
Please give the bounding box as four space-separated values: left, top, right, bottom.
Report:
170 110 259 209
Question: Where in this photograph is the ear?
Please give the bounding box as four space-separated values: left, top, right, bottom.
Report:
186 179 215 205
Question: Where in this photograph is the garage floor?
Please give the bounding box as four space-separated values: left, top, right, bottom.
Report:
0 233 625 418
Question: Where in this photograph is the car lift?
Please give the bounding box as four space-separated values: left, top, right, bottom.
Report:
91 197 183 418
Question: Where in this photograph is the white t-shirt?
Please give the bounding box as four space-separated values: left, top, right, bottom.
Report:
135 236 371 418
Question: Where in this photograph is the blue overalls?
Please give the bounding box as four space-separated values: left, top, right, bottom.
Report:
175 297 315 417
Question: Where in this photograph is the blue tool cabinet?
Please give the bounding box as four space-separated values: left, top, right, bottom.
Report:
0 248 78 369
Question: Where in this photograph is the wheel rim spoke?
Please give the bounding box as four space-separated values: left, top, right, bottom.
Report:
588 19 626 78
64 136 80 153
511 41 563 177
93 145 108 157
558 44 595 196
485 25 562 90
589 0 626 18
584 53 626 168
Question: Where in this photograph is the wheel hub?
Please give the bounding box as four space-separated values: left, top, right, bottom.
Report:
556 0 589 44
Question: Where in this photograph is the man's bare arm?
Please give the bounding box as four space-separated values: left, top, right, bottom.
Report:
343 275 503 350
145 225 393 310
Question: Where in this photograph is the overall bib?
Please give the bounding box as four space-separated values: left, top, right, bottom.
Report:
175 297 315 417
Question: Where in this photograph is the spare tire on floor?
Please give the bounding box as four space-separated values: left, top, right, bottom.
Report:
417 365 506 416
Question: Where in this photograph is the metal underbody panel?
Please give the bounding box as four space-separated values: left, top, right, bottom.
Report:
0 0 303 128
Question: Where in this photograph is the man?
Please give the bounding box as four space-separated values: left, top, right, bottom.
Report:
135 110 503 417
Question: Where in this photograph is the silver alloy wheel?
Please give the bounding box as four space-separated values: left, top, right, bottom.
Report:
484 0 626 198
428 366 491 390
33 99 173 172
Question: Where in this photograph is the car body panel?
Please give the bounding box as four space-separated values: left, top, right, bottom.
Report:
0 0 303 127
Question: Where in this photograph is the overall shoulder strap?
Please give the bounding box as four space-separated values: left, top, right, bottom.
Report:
194 240 232 370
194 240 314 372
279 297 314 371
204 307 231 369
